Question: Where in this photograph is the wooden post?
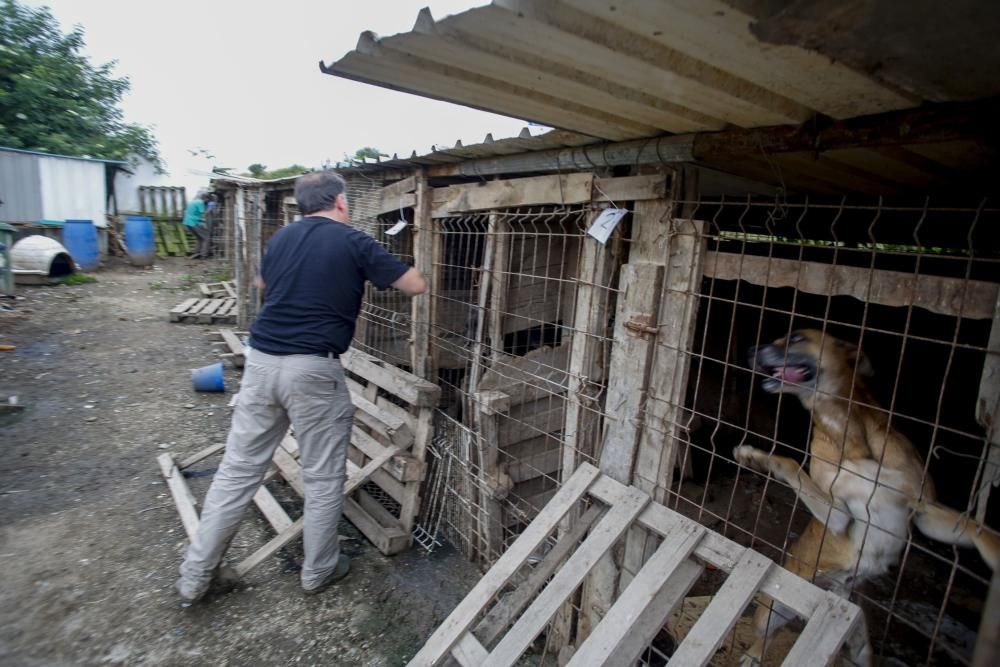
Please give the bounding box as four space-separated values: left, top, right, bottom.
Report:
975 291 1000 523
580 176 676 641
488 218 511 363
234 187 248 329
974 567 1000 666
561 212 616 479
411 170 434 379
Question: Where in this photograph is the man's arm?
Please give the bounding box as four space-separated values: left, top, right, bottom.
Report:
391 267 427 296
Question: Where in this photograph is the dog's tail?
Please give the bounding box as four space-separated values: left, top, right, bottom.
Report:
911 500 1000 570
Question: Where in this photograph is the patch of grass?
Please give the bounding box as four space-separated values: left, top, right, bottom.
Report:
149 281 166 290
211 269 231 283
57 273 98 286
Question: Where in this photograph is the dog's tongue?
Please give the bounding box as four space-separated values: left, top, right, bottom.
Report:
773 366 807 383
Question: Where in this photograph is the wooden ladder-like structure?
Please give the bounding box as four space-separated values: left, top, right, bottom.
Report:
408 462 861 667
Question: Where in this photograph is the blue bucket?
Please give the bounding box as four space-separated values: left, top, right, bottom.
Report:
191 362 225 392
63 219 100 272
124 215 155 266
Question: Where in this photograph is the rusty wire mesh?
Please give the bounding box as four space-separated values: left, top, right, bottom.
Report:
360 184 999 665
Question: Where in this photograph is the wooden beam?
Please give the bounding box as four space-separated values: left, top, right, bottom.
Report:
342 348 440 407
411 170 435 380
378 192 416 216
423 100 1000 179
592 174 668 203
431 173 594 217
157 453 200 540
703 251 998 320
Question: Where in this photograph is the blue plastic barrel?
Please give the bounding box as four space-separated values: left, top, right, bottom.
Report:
124 215 155 266
62 219 100 272
191 362 225 392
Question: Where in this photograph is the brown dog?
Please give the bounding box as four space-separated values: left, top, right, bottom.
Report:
734 329 999 666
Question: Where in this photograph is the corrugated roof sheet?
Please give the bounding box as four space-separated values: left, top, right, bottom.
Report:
320 0 943 141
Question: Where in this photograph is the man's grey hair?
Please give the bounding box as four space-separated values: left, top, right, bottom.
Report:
295 171 346 215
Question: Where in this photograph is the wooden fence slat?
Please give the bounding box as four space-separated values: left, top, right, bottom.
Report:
669 549 774 666
483 485 650 667
157 454 200 539
406 463 601 666
568 521 705 666
780 592 861 667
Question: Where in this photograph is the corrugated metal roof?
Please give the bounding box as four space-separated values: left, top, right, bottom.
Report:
320 0 939 141
0 145 127 165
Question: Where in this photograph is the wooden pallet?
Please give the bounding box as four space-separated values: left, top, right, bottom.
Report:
340 349 439 554
157 429 399 577
154 221 192 257
199 281 237 298
208 329 248 367
169 298 237 324
408 462 862 667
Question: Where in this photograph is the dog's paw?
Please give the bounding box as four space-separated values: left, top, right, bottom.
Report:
733 445 769 472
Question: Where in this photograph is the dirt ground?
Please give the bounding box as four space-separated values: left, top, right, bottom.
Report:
0 258 478 667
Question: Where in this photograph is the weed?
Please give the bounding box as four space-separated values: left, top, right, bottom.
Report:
57 273 97 286
149 281 165 290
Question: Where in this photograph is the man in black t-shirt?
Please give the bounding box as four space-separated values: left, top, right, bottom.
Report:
176 171 425 605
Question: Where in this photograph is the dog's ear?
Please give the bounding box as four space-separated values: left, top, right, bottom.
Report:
835 339 875 377
853 351 874 377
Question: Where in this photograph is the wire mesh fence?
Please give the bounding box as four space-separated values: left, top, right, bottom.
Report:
351 173 999 665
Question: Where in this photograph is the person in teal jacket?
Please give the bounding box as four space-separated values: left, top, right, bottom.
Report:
183 192 211 258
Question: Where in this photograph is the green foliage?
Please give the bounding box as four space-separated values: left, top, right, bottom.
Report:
0 0 162 169
241 163 310 180
58 272 97 285
342 146 386 163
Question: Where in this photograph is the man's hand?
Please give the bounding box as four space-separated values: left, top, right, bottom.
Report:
392 267 427 296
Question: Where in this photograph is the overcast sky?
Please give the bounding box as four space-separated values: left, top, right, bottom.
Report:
24 0 536 191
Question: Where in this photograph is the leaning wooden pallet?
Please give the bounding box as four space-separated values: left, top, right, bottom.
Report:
157 347 440 573
407 462 861 667
198 281 237 299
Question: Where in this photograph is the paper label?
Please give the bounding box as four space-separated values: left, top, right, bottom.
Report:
587 208 627 245
386 220 408 236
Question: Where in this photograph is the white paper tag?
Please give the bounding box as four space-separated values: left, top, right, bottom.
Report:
587 208 627 245
385 220 408 236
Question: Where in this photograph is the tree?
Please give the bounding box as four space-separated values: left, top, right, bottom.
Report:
0 0 163 169
246 163 267 178
343 146 386 163
241 163 310 180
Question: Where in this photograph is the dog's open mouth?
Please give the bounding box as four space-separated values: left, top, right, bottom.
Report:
761 364 815 391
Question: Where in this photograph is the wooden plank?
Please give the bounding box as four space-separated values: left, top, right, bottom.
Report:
973 568 1000 666
350 426 416 482
406 463 601 666
451 634 489 667
157 453 200 540
592 175 668 202
432 173 595 217
170 298 198 321
568 521 705 666
178 441 226 469
703 250 999 320
352 393 414 448
196 299 226 323
252 485 294 533
342 348 440 407
780 593 861 667
399 406 435 533
475 504 604 646
382 175 417 200
669 550 774 666
218 329 246 355
597 262 664 483
379 192 416 216
343 495 411 555
611 558 703 666
483 484 650 666
498 404 565 447
272 446 306 496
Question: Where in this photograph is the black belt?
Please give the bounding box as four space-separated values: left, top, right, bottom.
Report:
309 351 340 359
